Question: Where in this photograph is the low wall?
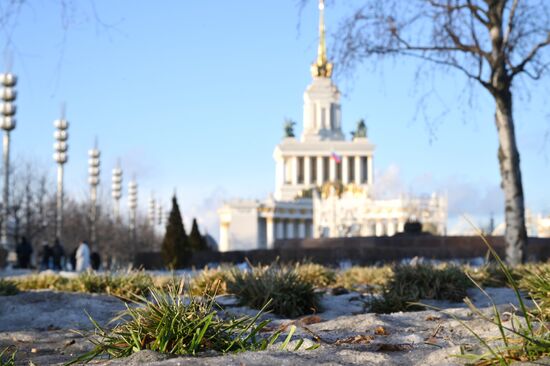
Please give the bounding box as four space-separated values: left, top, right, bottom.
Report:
134 236 550 270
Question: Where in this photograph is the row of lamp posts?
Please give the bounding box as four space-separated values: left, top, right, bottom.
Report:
0 71 145 257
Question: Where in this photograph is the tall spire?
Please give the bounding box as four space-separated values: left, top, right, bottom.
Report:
311 0 333 78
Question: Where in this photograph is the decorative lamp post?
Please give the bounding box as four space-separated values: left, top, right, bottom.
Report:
128 179 138 241
88 144 100 246
53 113 69 241
111 163 123 223
0 72 16 250
157 202 163 227
148 194 156 227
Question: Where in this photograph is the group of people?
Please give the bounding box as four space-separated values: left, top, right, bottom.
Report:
15 237 101 272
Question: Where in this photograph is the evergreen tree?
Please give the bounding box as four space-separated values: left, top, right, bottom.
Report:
188 218 208 252
161 195 189 269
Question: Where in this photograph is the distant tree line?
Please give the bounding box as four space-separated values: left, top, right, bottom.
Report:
0 158 212 269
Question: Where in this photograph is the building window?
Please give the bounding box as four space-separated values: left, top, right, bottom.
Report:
348 156 355 183
321 107 326 129
323 156 330 183
361 156 368 183
297 157 304 184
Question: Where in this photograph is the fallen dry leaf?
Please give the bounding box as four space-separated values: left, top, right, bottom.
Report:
374 326 390 336
300 315 322 325
425 315 440 321
335 334 374 345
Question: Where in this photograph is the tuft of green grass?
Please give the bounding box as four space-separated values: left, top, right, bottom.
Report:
519 263 550 320
71 271 154 299
227 264 321 318
0 279 18 296
335 265 393 290
438 224 550 365
0 346 16 366
293 262 336 288
370 264 471 313
70 282 314 364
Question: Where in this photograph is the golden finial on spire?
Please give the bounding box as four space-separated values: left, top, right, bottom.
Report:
311 0 333 78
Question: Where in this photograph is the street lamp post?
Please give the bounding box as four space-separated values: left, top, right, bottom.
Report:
88 145 100 246
53 115 69 241
157 202 163 227
0 72 16 252
111 163 122 223
128 179 138 242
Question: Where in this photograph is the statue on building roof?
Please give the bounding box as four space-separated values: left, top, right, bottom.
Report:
284 119 296 138
351 119 367 139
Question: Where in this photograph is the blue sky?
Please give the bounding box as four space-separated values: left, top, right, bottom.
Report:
3 1 550 238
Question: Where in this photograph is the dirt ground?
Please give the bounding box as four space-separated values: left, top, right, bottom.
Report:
0 287 543 365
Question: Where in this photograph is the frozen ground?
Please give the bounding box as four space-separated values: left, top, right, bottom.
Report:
0 286 543 365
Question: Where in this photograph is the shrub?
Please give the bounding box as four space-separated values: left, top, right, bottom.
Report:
0 279 18 296
335 265 393 290
227 265 321 318
370 264 471 313
293 262 336 288
71 283 311 363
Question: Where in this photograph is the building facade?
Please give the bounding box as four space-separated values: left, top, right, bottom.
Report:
217 0 447 251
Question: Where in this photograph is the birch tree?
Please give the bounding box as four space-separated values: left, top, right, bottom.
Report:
323 0 550 265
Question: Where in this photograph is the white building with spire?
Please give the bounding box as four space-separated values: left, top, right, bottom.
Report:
217 0 447 251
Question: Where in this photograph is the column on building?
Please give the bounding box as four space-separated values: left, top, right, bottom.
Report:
354 156 362 185
342 155 349 185
397 220 405 233
387 220 396 236
367 155 373 184
275 157 285 189
219 222 230 252
304 156 311 186
375 221 383 237
316 156 324 185
291 156 298 185
266 217 275 249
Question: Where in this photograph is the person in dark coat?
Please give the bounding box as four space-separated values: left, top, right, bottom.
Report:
51 238 65 270
90 251 101 270
39 241 53 270
16 236 33 269
70 247 77 271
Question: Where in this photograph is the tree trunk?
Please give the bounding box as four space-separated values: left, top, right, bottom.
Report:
494 90 527 265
